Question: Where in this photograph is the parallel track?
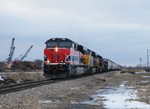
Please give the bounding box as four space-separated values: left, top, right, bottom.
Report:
0 79 59 94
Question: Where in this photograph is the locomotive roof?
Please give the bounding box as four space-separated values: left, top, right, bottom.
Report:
45 38 74 44
45 37 103 59
103 58 119 65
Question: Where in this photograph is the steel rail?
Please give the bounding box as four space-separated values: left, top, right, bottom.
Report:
0 79 57 94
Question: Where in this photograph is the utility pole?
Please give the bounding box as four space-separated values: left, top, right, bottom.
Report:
147 49 149 68
139 57 142 69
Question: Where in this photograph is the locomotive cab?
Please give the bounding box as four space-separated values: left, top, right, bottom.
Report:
44 38 81 78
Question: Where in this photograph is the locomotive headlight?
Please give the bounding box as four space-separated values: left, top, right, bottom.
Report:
55 47 58 52
47 60 50 63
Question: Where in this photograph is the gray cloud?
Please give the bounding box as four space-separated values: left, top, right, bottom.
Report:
0 0 150 66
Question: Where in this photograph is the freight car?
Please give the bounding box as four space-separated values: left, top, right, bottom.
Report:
43 38 120 78
103 58 121 71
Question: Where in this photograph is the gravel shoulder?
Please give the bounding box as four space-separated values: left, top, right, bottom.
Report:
0 71 150 109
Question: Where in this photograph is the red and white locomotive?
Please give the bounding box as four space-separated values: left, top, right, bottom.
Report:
43 38 121 78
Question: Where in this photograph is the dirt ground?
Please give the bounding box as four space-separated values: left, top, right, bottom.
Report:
62 71 150 109
1 70 150 109
0 70 45 85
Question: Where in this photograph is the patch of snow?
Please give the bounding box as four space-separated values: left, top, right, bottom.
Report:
71 87 79 90
140 89 147 91
141 80 149 83
142 76 150 78
0 76 4 81
38 99 60 104
16 79 24 84
39 100 52 104
102 88 150 108
126 86 134 89
72 81 150 108
135 71 147 74
71 97 102 106
71 85 85 90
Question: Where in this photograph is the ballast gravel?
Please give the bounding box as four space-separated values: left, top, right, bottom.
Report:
0 71 150 109
0 71 111 109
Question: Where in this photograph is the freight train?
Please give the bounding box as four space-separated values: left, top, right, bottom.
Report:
43 38 121 78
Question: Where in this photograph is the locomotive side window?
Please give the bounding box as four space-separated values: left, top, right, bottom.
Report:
72 55 79 62
66 55 79 62
66 56 71 61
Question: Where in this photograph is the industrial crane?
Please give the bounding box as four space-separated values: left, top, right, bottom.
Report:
11 45 34 70
20 45 33 62
6 38 15 64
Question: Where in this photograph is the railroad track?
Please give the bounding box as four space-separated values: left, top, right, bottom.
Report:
0 72 107 94
0 79 59 94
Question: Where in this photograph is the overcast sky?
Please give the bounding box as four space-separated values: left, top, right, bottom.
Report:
0 0 150 66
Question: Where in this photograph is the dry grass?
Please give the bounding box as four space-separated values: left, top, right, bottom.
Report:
8 72 45 82
121 69 146 74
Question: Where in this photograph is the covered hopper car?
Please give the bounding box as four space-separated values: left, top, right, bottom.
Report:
103 58 121 71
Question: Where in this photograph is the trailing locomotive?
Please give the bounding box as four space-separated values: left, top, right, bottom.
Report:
43 38 120 78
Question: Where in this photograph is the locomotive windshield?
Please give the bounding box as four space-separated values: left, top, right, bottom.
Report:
47 42 58 47
46 41 72 48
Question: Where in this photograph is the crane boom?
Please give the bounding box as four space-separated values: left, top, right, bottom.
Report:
6 38 15 64
20 45 33 62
